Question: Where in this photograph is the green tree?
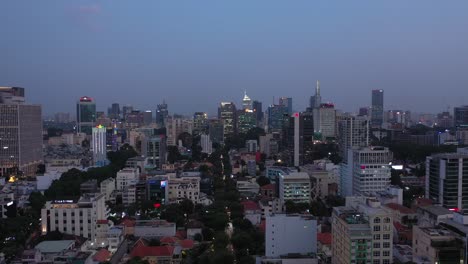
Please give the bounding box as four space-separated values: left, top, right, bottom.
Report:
256 176 270 186
167 146 182 164
213 232 230 250
28 192 47 214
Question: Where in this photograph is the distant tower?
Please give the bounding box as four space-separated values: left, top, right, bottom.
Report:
279 97 293 115
76 96 96 135
156 100 169 127
371 89 384 128
242 90 252 110
310 80 322 109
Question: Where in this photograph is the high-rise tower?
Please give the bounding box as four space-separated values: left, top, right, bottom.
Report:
242 91 252 110
371 89 384 128
310 80 322 109
0 87 42 177
77 96 96 135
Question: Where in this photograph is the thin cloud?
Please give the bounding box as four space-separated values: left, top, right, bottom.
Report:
70 3 104 32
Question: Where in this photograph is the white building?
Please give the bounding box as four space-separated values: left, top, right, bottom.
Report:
116 168 139 190
167 177 200 204
122 185 136 206
246 140 258 152
92 125 107 167
134 220 176 238
265 214 317 257
200 134 213 154
351 147 393 196
41 193 107 241
259 134 273 157
100 178 116 201
107 226 124 252
279 172 311 205
338 115 370 196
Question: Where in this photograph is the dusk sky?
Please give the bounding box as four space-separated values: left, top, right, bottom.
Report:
1 1 467 116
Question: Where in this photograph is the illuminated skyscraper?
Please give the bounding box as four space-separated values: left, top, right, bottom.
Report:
77 96 96 135
242 91 252 110
92 125 108 167
218 102 237 139
193 112 208 135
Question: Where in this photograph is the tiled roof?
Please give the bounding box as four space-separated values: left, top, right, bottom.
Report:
179 239 195 249
160 236 179 244
241 200 260 211
384 203 415 214
92 249 110 262
317 233 332 245
131 245 175 257
260 183 275 191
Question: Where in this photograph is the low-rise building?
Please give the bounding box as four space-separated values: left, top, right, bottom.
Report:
100 178 115 201
241 200 262 225
167 177 200 204
279 172 311 205
332 198 393 264
107 226 124 252
134 220 176 239
40 193 107 241
416 205 453 227
116 168 139 190
412 226 463 264
259 198 283 220
236 178 260 197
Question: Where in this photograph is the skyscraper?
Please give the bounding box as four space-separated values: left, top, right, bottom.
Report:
313 103 336 140
309 80 321 109
252 100 263 124
209 119 224 144
107 103 120 120
0 87 42 177
426 152 468 211
338 115 370 196
122 105 133 121
92 125 108 167
267 104 289 133
77 96 96 135
279 97 293 115
156 100 169 127
338 115 370 160
143 110 153 125
242 91 252 110
218 102 237 139
454 105 468 128
237 109 257 134
193 112 208 135
371 89 384 128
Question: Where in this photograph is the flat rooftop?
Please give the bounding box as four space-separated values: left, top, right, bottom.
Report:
35 240 75 253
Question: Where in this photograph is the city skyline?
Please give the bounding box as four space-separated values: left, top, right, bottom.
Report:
2 1 468 115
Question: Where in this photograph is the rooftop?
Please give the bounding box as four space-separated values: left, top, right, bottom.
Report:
418 205 453 216
35 240 75 254
384 203 415 214
135 220 175 228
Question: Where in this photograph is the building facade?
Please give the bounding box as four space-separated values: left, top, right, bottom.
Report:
76 96 96 135
0 87 42 177
426 153 468 211
371 89 384 128
41 194 107 241
265 214 317 257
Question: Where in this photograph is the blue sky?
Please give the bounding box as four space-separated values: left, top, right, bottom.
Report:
1 1 467 116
